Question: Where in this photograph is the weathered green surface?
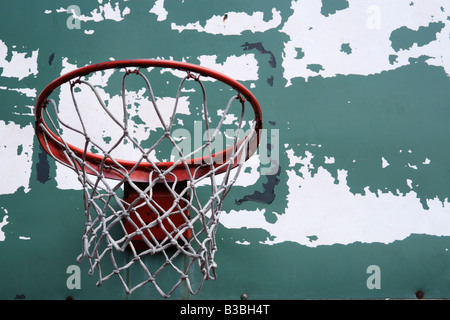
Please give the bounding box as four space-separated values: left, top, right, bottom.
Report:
1 0 449 300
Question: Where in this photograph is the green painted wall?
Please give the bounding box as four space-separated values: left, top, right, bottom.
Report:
0 0 449 300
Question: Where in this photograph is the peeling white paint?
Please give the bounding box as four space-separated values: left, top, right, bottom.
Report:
149 0 168 21
0 40 38 80
220 148 450 247
160 54 259 82
408 163 418 170
0 121 34 195
324 156 335 164
57 2 130 22
382 157 389 168
27 1 450 250
171 8 282 35
0 207 8 241
197 54 259 81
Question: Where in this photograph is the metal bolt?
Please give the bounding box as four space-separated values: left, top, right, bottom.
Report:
415 290 425 299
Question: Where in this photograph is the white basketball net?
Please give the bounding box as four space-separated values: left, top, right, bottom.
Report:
38 67 258 297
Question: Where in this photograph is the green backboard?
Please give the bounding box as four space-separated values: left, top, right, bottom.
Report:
1 0 450 300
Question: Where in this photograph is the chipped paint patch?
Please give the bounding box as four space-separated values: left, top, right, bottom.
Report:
0 87 36 98
0 40 38 80
0 121 34 195
149 0 168 21
221 148 450 247
280 0 450 84
197 54 259 81
0 207 8 241
56 2 130 22
171 9 282 35
52 55 259 189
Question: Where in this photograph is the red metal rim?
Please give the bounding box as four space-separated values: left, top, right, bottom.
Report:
35 59 263 183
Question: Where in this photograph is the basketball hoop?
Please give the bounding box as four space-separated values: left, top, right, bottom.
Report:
35 59 262 297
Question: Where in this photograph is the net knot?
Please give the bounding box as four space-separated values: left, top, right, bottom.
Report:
186 71 201 81
70 78 82 87
125 68 140 75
